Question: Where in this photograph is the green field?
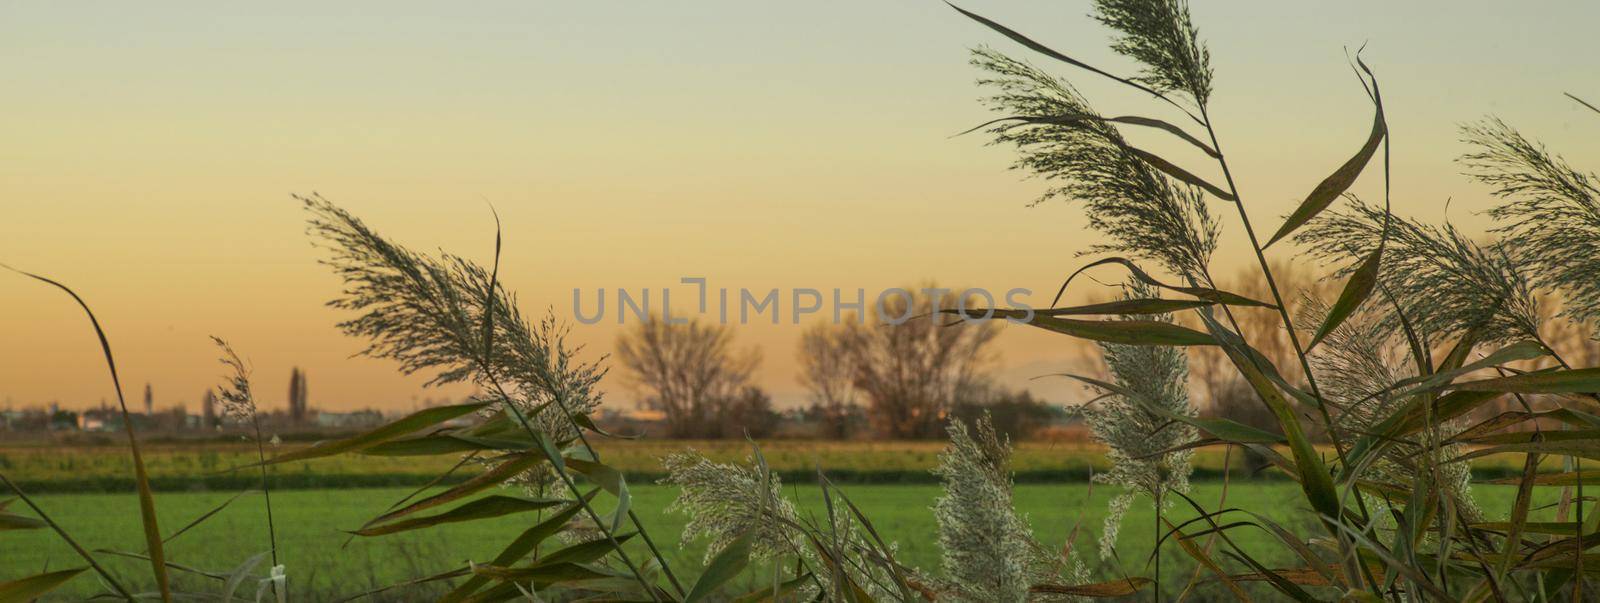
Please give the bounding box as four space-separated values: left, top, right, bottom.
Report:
0 440 1562 600
1 481 1563 601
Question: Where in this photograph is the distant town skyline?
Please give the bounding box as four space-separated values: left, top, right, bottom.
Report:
5 1 1598 410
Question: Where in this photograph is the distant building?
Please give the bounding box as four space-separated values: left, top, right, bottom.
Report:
315 409 384 429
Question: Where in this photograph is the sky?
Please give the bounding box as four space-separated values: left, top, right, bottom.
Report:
3 1 1598 413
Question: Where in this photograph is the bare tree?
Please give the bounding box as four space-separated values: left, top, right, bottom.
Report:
797 322 858 438
614 315 760 438
827 286 1000 439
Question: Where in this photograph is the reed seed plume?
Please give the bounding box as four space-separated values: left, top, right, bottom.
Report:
1091 0 1213 105
932 414 1079 601
971 47 1218 281
211 336 258 422
660 450 801 563
1463 118 1600 324
1078 282 1194 559
1297 197 1541 344
208 336 282 585
1297 297 1480 521
301 194 605 480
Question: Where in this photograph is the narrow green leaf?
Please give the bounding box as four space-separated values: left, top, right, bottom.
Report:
468 562 611 584
1307 243 1381 350
364 452 544 527
336 567 472 603
265 401 493 464
1054 257 1276 308
949 308 1216 346
3 266 171 602
1127 147 1236 201
161 487 251 545
1452 367 1600 394
1220 339 1343 525
354 495 566 537
1036 298 1215 317
1163 518 1250 601
360 432 534 456
439 497 594 603
685 531 756 603
0 568 86 603
964 114 1218 157
91 549 229 580
1265 81 1386 247
1030 577 1152 597
568 458 631 532
1473 521 1579 535
536 532 637 567
0 511 46 531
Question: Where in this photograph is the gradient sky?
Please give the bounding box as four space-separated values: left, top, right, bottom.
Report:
4 1 1598 412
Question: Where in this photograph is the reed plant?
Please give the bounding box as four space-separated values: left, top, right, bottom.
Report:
7 0 1600 600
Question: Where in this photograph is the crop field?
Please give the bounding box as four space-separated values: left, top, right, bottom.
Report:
0 439 1533 493
0 440 1565 600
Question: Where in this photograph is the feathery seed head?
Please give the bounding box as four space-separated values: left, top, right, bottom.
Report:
971 48 1218 281
1091 0 1213 104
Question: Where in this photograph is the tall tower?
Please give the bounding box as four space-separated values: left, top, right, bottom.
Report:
201 390 217 429
288 368 308 424
143 383 153 415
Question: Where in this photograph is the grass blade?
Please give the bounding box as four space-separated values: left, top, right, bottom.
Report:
261 401 493 465
950 308 1217 346
0 568 87 603
1264 67 1386 247
684 531 756 603
4 265 171 602
1128 147 1237 201
1306 242 1381 350
1452 367 1600 394
440 496 594 603
1029 577 1152 597
1053 257 1276 308
1036 298 1215 316
352 495 567 537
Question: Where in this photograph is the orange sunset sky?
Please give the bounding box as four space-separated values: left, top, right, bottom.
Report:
4 1 1598 412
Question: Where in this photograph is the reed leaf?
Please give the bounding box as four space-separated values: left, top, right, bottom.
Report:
363 452 545 528
1037 297 1215 316
684 531 756 603
1054 256 1274 308
1307 243 1382 351
0 568 87 603
3 266 171 602
1127 147 1235 201
1028 577 1151 597
353 495 567 537
949 308 1216 346
439 496 594 602
1265 71 1386 247
1452 367 1600 394
263 401 493 465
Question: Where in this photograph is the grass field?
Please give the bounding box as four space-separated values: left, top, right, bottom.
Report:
0 438 1564 600
2 480 1567 601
